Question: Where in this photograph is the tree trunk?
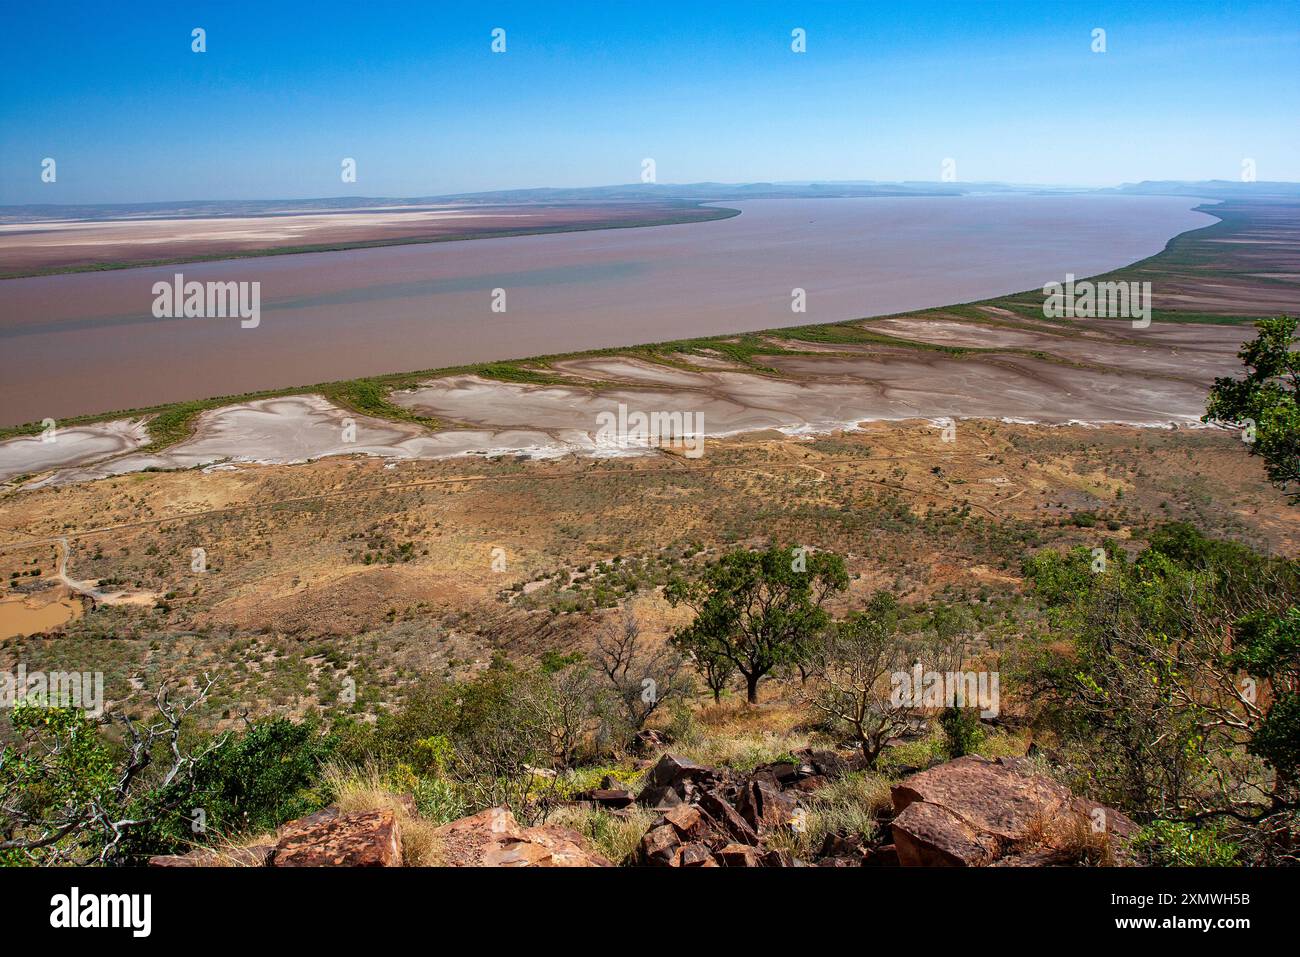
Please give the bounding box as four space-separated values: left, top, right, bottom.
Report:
745 672 760 704
861 737 882 769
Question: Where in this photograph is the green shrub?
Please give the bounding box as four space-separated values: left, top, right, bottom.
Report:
939 707 986 758
1132 821 1240 867
128 718 334 855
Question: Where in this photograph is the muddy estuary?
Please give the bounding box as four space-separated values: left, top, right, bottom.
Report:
0 195 1214 426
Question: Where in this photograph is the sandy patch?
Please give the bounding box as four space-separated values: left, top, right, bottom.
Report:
766 353 1210 425
26 396 579 487
0 419 149 483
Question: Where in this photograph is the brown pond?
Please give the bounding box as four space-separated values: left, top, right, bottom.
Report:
0 592 83 640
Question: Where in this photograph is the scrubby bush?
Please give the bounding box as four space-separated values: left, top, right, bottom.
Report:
1017 523 1300 863
939 706 985 758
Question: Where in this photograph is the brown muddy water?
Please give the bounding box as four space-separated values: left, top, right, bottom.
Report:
0 195 1213 426
0 592 83 640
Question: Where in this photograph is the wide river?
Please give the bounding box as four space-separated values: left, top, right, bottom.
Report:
0 195 1213 426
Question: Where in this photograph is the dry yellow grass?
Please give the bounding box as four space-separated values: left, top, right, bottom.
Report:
1025 806 1118 866
546 804 657 864
765 771 893 859
677 703 814 771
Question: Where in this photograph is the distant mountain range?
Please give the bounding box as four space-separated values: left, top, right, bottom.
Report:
4 180 1297 223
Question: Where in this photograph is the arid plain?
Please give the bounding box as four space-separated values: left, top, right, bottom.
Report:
1 191 1297 729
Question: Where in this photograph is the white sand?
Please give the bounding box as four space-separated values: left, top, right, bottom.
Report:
0 419 149 483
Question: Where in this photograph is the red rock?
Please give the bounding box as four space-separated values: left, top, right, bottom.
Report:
584 788 635 809
867 843 900 867
637 784 684 810
431 807 611 867
272 809 402 867
676 842 717 867
647 753 712 789
890 756 1137 867
716 842 763 867
738 777 797 833
818 832 862 858
891 800 1000 866
697 790 760 846
662 803 714 842
637 823 682 866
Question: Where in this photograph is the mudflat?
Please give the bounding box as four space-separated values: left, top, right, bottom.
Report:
0 313 1248 489
0 201 727 276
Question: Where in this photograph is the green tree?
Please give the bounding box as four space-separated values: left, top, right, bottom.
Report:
126 717 334 856
666 545 848 704
1017 525 1300 861
1205 315 1300 499
0 705 116 865
1 680 226 865
1230 606 1300 804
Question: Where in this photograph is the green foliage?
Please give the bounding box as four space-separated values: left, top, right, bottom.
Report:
1230 607 1300 784
539 649 585 674
939 706 986 758
126 718 334 856
0 702 325 864
1205 315 1300 499
1133 821 1240 867
0 705 117 865
1020 540 1125 608
666 545 849 703
1018 523 1300 846
411 775 469 825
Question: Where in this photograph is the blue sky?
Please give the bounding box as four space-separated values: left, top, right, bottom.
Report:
2 0 1297 204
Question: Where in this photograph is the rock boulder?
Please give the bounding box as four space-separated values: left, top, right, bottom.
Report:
890 756 1136 866
430 807 612 867
271 808 403 867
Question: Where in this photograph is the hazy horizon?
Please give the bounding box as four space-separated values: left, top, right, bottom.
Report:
5 178 1300 216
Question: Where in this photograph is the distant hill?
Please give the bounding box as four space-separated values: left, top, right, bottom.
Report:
1106 179 1300 200
5 179 1297 224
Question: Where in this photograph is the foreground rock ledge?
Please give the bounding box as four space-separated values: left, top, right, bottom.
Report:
889 755 1137 866
148 754 1137 868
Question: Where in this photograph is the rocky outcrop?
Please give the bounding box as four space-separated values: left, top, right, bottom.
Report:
148 807 401 867
271 808 402 867
630 751 829 867
429 807 612 867
628 750 1137 869
147 752 1136 869
889 756 1136 866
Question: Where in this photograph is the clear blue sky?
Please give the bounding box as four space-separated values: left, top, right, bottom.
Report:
2 0 1297 204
